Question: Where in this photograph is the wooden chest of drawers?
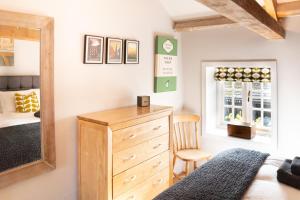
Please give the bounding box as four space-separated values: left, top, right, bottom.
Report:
77 105 173 200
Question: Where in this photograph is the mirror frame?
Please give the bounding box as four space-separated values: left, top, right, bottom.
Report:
0 10 55 188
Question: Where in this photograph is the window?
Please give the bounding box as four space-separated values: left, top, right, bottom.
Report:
218 81 272 134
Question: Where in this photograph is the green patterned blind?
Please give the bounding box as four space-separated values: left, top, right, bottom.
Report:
214 67 271 82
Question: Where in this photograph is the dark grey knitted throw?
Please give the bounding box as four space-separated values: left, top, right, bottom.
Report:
0 122 41 172
154 148 269 200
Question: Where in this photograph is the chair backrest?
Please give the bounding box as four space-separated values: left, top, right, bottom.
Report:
173 114 201 153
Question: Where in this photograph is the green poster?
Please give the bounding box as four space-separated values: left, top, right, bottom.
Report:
154 35 177 93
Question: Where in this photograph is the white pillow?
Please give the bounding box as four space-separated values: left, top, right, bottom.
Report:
0 91 16 113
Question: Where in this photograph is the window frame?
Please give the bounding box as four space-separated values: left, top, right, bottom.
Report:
201 60 277 148
217 81 272 133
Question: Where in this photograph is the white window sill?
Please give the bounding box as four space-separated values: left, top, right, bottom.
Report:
205 128 273 145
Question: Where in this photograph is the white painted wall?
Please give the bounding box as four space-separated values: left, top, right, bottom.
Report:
0 0 183 199
0 40 40 75
182 18 300 157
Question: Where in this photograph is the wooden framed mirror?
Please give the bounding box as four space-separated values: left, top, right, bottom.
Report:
0 10 55 188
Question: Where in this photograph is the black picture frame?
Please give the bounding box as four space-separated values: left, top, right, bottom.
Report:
83 35 104 64
124 39 139 64
106 37 123 64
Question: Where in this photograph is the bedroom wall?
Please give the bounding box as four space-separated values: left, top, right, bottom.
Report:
0 40 40 75
0 0 183 199
182 17 300 157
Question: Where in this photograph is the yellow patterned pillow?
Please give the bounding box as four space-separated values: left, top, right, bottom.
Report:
15 91 40 113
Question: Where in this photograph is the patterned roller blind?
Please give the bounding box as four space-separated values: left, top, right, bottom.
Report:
214 67 271 82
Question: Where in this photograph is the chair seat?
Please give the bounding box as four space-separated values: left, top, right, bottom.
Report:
176 149 212 161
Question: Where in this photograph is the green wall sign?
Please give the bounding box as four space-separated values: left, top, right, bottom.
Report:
154 35 177 93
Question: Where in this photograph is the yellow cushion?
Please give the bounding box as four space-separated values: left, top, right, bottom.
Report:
15 91 40 113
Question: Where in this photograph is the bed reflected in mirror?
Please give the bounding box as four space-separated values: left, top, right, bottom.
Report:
0 25 41 173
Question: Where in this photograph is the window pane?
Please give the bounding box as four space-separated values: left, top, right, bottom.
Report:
252 82 261 90
263 92 271 98
253 110 261 126
234 82 242 89
224 81 233 89
234 90 242 97
263 82 271 90
252 99 261 108
224 97 232 105
234 108 242 121
224 108 233 122
234 97 242 106
224 90 233 96
263 111 272 127
252 91 261 98
263 99 271 109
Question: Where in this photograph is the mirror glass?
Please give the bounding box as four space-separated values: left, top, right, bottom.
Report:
0 25 41 172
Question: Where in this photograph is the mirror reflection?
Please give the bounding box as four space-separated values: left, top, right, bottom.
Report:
0 25 41 172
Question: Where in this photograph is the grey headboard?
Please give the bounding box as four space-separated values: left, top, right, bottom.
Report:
0 76 40 91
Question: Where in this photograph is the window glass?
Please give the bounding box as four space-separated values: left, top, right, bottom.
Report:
252 82 261 90
224 97 232 105
263 99 271 109
234 108 242 121
234 97 242 106
252 99 261 108
224 108 233 122
264 111 272 127
253 110 261 126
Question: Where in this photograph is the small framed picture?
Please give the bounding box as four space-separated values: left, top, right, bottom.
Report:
84 35 104 64
124 40 139 64
106 37 123 64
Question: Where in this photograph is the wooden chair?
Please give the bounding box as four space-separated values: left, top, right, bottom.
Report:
173 114 212 179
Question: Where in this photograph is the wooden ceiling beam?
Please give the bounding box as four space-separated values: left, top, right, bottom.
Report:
277 1 300 18
0 25 40 41
264 0 278 20
195 0 285 39
174 15 236 32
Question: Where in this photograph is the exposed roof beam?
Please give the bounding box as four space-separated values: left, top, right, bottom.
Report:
277 1 300 18
0 25 40 41
174 15 236 32
264 0 278 20
195 0 285 39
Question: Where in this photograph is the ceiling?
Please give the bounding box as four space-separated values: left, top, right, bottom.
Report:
159 0 298 21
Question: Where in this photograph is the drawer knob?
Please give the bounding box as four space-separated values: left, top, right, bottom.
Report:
153 161 162 168
154 178 164 185
127 134 137 140
153 125 162 131
123 154 137 161
153 144 162 149
127 195 136 200
124 175 137 183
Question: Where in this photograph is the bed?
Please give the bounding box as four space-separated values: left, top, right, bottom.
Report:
0 76 41 172
155 148 300 200
244 157 300 200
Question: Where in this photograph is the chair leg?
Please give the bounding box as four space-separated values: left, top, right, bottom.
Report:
193 161 197 170
173 155 176 168
185 161 189 176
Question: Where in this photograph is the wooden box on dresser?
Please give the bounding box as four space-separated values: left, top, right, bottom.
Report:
77 105 173 200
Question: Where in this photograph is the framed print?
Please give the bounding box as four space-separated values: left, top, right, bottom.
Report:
0 38 14 66
106 37 123 64
154 35 177 93
124 40 139 64
84 35 104 64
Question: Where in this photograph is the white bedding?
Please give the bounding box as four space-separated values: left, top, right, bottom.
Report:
0 112 40 128
244 157 300 200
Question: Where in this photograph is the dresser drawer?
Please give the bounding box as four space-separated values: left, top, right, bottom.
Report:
113 134 169 175
114 168 169 200
113 151 169 198
113 117 169 153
